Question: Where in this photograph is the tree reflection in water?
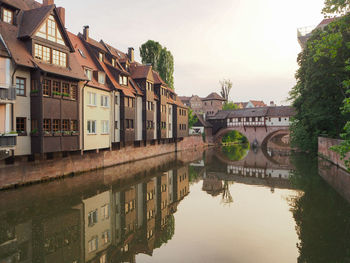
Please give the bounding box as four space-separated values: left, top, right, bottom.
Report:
289 153 350 263
221 144 250 161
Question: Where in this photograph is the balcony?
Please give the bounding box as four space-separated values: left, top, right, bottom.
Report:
0 134 17 149
0 85 16 101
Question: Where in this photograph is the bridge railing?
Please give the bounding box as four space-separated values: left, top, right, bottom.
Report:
227 121 266 127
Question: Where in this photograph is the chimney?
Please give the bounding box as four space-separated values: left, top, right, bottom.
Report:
83 26 89 41
56 7 65 27
128 47 134 62
43 0 54 6
270 101 275 107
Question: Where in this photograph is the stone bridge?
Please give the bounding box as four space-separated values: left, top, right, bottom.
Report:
206 106 295 146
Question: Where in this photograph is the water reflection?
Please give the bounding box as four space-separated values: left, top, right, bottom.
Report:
1 148 350 262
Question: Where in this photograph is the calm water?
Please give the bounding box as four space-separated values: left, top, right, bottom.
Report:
1 146 350 263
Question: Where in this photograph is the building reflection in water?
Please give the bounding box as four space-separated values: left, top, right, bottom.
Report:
0 164 189 263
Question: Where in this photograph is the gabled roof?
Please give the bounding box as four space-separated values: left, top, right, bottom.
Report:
152 70 166 86
68 31 109 91
249 100 267 107
77 33 109 53
202 92 226 101
18 6 74 51
316 18 336 28
18 5 54 38
130 63 154 81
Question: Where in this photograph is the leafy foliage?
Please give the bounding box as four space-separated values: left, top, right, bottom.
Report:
188 109 198 129
139 40 175 89
289 15 350 152
222 101 238 111
220 79 232 101
221 131 247 144
221 144 249 161
322 0 350 15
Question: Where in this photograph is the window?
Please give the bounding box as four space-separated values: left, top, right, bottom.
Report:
62 120 69 131
101 230 110 245
78 49 86 58
52 81 60 95
36 15 64 45
88 237 98 253
101 95 109 107
85 68 92 80
98 72 105 84
88 92 97 106
126 119 134 129
42 79 51 96
279 117 282 122
112 58 116 67
119 75 123 85
2 8 13 24
62 83 69 95
101 120 109 134
101 204 109 219
99 52 104 62
88 210 98 227
71 120 78 132
123 76 127 86
115 94 119 105
70 85 77 100
59 51 67 67
87 120 96 134
16 117 26 135
43 46 51 63
115 121 118 129
16 77 26 96
34 44 43 60
43 119 51 133
53 119 60 132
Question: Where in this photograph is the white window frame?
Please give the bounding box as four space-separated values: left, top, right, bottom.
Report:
87 120 97 134
101 95 109 108
88 92 97 106
85 68 92 80
98 72 105 84
101 120 109 134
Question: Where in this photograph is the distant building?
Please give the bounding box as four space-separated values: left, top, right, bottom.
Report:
179 92 226 117
234 100 267 109
297 18 336 49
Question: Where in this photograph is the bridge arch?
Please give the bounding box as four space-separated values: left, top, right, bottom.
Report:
213 126 290 147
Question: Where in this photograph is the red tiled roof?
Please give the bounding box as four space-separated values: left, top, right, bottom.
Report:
317 18 335 28
152 70 166 86
250 100 267 107
68 32 109 91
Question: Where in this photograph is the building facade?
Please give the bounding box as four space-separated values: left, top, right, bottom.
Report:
0 0 189 162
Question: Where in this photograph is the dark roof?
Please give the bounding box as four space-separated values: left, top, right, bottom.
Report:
194 114 212 128
130 63 154 81
1 0 41 10
210 106 295 120
18 5 54 38
202 92 226 101
152 70 166 86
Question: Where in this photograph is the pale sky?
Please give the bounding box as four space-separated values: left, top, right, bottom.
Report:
54 0 326 105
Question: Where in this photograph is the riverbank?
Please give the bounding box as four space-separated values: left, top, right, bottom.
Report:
0 135 208 190
318 137 349 171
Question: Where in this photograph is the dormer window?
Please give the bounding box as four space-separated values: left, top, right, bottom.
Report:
112 58 116 67
84 68 92 80
34 44 67 67
2 8 13 24
36 15 64 45
98 72 105 84
99 52 104 62
119 75 127 86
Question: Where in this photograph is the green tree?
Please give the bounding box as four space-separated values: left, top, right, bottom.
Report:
289 15 350 152
139 40 175 89
220 79 232 101
188 109 198 129
222 101 238 111
139 40 162 68
158 48 174 90
322 0 350 15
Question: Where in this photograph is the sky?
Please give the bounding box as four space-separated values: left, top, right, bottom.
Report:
54 0 326 105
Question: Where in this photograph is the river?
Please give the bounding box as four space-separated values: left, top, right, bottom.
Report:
0 146 350 263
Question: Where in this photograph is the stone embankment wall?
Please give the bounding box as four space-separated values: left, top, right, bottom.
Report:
318 137 349 171
0 135 207 190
